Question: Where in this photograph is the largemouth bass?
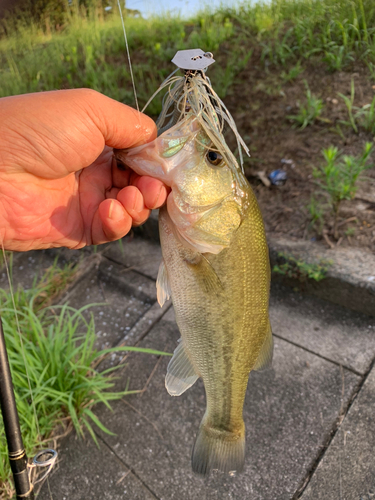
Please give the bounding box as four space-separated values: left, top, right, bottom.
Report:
115 60 272 476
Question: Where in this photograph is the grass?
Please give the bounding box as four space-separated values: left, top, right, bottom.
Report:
0 7 239 112
287 80 324 129
355 95 375 134
0 261 170 499
337 78 375 134
306 196 325 234
1 0 375 108
281 61 304 82
338 78 358 133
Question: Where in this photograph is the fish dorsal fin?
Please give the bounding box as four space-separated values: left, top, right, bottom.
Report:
165 340 199 396
156 260 171 307
253 320 273 371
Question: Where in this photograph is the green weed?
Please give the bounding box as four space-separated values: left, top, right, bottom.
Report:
367 62 375 81
261 27 296 67
281 61 304 82
354 95 375 134
287 81 324 129
213 45 253 99
307 196 325 234
1 0 375 102
32 258 78 311
323 44 354 71
0 252 12 272
273 252 331 282
338 79 375 134
313 142 373 238
0 264 170 497
338 78 358 133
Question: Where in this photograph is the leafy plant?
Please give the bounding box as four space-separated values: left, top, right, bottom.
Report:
0 265 170 497
306 196 325 234
367 61 375 81
273 252 331 282
281 61 304 82
213 45 253 99
354 95 375 134
323 44 354 71
32 258 78 311
287 81 324 129
261 27 295 67
313 142 373 238
338 78 358 133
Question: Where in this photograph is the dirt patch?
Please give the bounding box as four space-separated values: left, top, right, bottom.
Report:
224 51 375 252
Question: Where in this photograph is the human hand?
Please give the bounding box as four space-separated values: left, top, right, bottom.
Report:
0 89 168 251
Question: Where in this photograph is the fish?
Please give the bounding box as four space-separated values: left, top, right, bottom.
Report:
114 66 272 476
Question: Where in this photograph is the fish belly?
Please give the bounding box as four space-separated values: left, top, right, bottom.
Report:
159 189 270 475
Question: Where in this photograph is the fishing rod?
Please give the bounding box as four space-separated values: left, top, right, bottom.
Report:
0 313 34 499
0 313 57 499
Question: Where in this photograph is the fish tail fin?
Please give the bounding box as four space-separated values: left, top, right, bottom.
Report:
191 417 245 476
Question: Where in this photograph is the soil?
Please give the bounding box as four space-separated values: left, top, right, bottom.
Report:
223 50 375 253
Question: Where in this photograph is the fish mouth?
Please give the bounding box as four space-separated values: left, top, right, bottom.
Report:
113 143 170 182
113 117 200 182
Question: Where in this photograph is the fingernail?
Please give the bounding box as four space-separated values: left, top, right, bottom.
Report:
108 200 115 219
154 185 164 208
132 190 144 212
108 201 126 221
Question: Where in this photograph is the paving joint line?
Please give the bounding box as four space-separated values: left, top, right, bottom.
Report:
293 356 375 498
103 254 159 283
58 253 103 305
96 432 161 500
134 302 173 345
95 300 172 372
273 333 363 377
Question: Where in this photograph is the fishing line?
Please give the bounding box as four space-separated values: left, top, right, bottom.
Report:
117 0 139 113
1 243 40 441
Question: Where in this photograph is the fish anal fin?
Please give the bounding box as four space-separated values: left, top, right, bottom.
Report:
253 320 273 371
165 340 199 396
156 260 171 307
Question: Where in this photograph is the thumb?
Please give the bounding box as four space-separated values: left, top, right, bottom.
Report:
79 88 157 149
0 89 157 178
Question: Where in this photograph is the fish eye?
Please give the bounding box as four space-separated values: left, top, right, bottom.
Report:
206 150 223 166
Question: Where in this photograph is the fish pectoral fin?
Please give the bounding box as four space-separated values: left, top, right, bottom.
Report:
156 260 171 307
253 320 274 371
185 254 224 295
165 340 199 396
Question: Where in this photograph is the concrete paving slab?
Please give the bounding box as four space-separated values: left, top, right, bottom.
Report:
98 258 157 303
269 236 375 317
65 258 157 350
104 233 162 281
93 312 360 500
300 364 375 500
38 431 158 500
270 284 375 375
0 250 64 290
97 301 172 372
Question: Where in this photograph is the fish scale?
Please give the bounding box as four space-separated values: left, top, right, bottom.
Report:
114 49 272 475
